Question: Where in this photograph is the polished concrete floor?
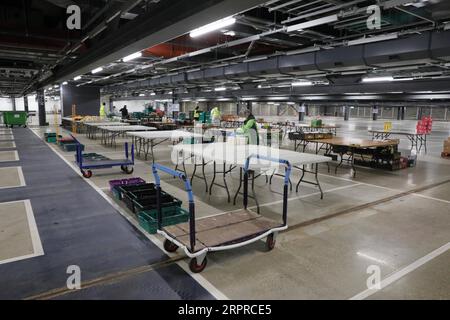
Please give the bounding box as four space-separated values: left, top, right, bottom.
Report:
1 117 449 299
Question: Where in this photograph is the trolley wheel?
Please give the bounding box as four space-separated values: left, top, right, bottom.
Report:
189 257 207 273
121 165 134 174
163 239 179 253
266 234 276 251
82 170 92 178
23 125 27 128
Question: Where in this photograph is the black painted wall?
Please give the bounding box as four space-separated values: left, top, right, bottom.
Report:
61 85 100 117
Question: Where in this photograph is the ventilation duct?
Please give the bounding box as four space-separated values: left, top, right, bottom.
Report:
278 52 317 76
248 57 280 78
364 32 432 68
204 67 225 81
186 70 205 83
316 45 368 72
430 30 450 61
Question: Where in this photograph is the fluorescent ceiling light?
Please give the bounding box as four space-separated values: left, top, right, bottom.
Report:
62 81 68 85
150 92 156 96
223 31 236 36
139 93 145 97
362 76 394 83
54 85 59 88
122 51 142 62
214 87 227 91
73 76 82 81
348 33 398 46
190 17 236 38
286 14 338 33
92 67 103 74
292 81 313 86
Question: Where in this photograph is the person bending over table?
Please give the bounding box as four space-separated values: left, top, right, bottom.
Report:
237 110 259 145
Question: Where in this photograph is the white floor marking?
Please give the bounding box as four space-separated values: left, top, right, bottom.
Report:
411 193 450 204
0 166 26 189
248 183 363 209
0 199 44 265
0 150 19 162
317 172 402 192
31 128 228 300
350 242 450 300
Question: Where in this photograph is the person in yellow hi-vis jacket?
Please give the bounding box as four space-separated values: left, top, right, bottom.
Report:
211 106 221 126
99 102 107 118
193 106 200 122
237 110 259 145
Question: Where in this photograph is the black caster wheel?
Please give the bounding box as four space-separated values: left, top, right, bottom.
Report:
121 165 134 174
82 170 92 178
266 234 276 251
189 257 207 273
163 239 179 253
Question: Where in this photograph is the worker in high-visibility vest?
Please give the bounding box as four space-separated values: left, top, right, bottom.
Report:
211 106 221 125
99 102 107 118
193 106 200 122
237 110 259 145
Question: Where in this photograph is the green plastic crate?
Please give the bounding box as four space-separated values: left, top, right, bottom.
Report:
311 119 322 127
47 136 57 143
138 206 189 234
3 111 27 127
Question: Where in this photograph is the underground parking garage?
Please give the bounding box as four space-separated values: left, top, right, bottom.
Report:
0 0 449 306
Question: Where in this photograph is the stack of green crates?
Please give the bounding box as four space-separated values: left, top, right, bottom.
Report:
311 119 323 127
138 206 189 234
199 112 211 124
44 132 57 143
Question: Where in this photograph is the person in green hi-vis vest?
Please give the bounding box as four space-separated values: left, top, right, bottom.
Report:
99 102 107 118
237 110 259 145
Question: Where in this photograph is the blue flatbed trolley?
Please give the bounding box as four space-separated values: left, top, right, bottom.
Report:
152 154 292 273
72 135 135 178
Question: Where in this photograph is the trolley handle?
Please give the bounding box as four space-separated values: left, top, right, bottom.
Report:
244 154 292 186
151 163 196 252
151 163 193 202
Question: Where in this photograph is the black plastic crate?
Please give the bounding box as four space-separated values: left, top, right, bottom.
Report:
123 190 173 213
118 183 155 200
133 196 182 214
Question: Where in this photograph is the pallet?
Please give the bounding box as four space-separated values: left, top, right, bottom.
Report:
441 152 450 159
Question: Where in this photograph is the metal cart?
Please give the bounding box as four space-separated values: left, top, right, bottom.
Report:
152 154 292 273
72 135 135 178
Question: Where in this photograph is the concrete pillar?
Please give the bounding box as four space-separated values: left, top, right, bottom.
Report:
37 89 46 126
247 101 252 114
298 103 306 121
401 106 405 120
343 106 350 121
24 96 29 112
372 106 378 121
11 97 16 111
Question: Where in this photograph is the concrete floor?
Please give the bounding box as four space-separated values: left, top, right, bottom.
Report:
1 117 449 299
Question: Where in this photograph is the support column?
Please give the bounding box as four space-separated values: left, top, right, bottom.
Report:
24 96 29 112
372 106 378 121
247 101 252 114
401 106 405 120
298 103 306 121
343 106 350 121
37 89 46 126
11 97 16 111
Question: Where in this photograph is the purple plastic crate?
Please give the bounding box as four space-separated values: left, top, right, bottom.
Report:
109 178 146 192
